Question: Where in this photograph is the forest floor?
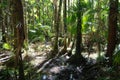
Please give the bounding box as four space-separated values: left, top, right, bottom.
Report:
0 42 120 80
23 42 118 80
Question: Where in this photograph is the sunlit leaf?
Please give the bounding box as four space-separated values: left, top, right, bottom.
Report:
2 43 12 50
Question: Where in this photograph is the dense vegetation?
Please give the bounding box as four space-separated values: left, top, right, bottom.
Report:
0 0 120 80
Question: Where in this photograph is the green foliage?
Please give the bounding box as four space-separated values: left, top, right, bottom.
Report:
0 0 7 9
28 23 52 43
26 0 54 43
97 77 110 80
0 68 15 80
67 13 76 24
67 13 77 35
67 0 88 34
113 49 120 65
97 66 120 80
96 54 105 63
2 43 12 50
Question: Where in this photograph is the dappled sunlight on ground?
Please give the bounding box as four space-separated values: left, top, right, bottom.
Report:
23 42 106 72
30 56 46 67
24 42 52 67
0 42 117 80
82 52 105 60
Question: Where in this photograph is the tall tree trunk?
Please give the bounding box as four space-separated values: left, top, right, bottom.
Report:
53 0 62 55
75 0 85 64
0 0 1 21
2 17 6 43
106 0 118 66
68 0 86 66
63 0 67 51
68 0 70 7
52 0 58 55
67 0 71 47
11 0 25 80
63 0 67 50
95 0 101 58
37 0 40 22
42 0 45 25
23 0 28 50
0 0 6 42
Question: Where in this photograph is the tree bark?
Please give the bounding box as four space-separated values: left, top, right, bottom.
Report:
63 0 67 52
11 0 25 80
75 0 85 64
53 0 62 55
23 0 28 50
0 0 6 42
67 0 86 66
106 0 118 66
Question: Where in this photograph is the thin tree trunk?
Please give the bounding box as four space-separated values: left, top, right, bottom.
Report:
23 0 28 50
52 0 58 55
0 0 2 41
0 0 6 42
37 0 40 22
63 0 67 50
67 0 71 47
1 18 6 42
42 0 45 25
53 0 62 55
59 0 67 54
